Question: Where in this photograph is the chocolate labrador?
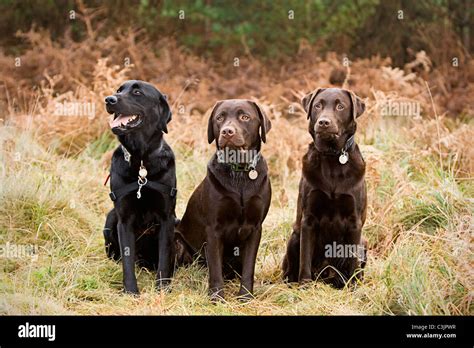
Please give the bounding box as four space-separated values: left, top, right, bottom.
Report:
282 87 367 288
175 99 272 301
103 80 177 294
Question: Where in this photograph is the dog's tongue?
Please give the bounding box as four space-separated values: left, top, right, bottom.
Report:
109 115 129 128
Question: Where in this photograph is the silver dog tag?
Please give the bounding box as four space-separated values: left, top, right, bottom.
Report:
139 160 148 179
339 151 348 165
248 169 258 180
139 167 148 178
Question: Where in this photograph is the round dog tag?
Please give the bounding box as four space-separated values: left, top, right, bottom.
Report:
248 169 258 180
339 153 348 165
139 167 148 178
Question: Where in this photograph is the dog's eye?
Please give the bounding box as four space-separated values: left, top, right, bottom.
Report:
314 102 322 109
240 114 250 121
336 103 344 111
216 115 224 122
133 90 141 95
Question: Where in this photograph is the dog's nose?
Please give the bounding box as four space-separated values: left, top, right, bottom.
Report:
318 118 331 128
105 95 118 105
220 126 235 138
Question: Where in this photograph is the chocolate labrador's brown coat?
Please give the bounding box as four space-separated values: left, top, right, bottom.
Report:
176 99 272 301
282 88 367 288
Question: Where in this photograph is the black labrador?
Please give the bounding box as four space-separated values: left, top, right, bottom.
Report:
103 80 177 294
175 99 272 301
282 87 367 288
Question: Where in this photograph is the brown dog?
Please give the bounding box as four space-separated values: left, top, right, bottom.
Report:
282 87 367 288
176 99 272 301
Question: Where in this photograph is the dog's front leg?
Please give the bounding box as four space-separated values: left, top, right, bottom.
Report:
157 217 175 290
238 225 262 301
299 216 316 283
205 226 225 302
117 220 139 294
342 228 364 285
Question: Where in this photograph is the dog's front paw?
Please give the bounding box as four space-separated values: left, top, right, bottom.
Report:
298 277 315 289
156 278 172 291
209 288 225 303
298 276 313 285
123 287 140 296
237 288 254 302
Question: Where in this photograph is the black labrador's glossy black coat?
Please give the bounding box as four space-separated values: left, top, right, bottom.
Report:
103 80 176 294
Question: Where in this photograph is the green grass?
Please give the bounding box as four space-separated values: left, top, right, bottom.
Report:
84 131 117 160
0 124 472 315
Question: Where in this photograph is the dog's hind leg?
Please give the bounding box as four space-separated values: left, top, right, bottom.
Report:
282 231 300 283
104 209 120 261
352 237 368 283
174 231 195 266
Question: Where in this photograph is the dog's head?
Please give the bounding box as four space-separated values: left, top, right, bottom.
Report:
302 87 365 151
207 99 272 150
105 80 172 136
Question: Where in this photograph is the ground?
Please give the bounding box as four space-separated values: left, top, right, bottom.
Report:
0 109 471 315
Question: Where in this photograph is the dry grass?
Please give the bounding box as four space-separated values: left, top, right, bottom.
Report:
0 29 472 315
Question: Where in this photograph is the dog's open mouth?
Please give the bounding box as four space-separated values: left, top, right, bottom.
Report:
109 113 142 129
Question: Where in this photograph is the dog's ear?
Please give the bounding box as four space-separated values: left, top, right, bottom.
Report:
249 100 272 143
344 90 365 119
207 101 224 144
301 88 325 119
158 93 172 133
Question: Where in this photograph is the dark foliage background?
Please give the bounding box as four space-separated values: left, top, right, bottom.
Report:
1 0 471 66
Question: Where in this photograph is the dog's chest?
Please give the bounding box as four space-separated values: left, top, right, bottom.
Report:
124 191 166 229
306 189 357 223
217 194 264 243
317 162 354 192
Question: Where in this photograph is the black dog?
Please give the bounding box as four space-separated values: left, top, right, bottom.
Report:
282 87 367 288
103 80 177 294
175 99 272 301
